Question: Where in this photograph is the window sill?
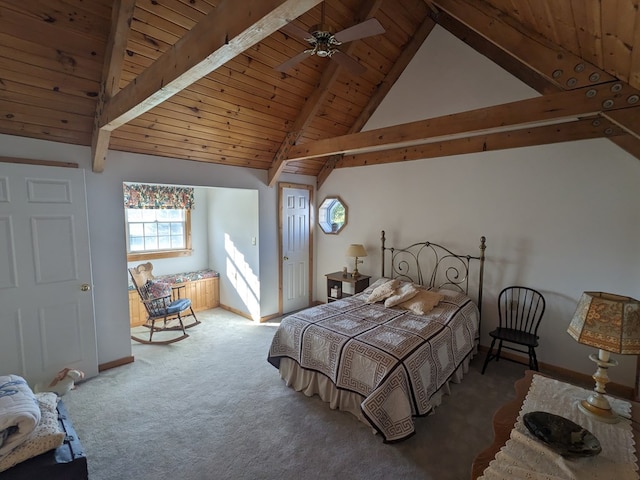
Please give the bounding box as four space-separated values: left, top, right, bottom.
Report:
127 249 192 262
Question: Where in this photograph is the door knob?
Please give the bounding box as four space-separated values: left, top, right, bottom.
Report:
81 284 91 291
283 256 289 261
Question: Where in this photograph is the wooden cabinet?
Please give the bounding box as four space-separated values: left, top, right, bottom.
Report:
129 276 220 327
325 271 370 303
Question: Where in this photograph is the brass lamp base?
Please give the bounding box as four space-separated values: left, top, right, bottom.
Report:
578 396 620 424
351 256 362 277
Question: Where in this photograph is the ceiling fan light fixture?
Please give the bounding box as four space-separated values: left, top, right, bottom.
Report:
275 4 385 75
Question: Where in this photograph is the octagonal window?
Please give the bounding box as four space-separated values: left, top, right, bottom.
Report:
318 196 347 234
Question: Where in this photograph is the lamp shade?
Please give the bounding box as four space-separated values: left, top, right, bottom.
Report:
567 291 640 354
345 244 367 258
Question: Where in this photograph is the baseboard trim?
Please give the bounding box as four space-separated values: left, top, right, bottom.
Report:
477 345 634 400
98 356 134 372
218 304 256 321
259 311 283 323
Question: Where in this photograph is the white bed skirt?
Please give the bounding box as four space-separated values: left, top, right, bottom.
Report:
278 344 478 435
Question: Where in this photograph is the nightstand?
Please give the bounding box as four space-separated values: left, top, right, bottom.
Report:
325 272 370 302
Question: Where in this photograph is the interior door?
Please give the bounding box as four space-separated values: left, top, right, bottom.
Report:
280 184 312 314
0 162 98 387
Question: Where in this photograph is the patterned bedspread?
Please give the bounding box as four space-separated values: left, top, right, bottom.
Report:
267 289 480 442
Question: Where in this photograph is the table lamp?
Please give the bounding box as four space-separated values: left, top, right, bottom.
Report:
346 244 367 277
567 291 640 423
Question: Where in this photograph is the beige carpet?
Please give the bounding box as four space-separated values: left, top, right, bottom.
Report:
63 308 528 480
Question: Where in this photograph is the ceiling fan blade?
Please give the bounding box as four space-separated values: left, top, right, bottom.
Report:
281 23 313 42
275 50 312 72
333 18 385 43
330 51 366 75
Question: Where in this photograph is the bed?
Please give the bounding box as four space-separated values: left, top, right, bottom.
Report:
267 230 487 442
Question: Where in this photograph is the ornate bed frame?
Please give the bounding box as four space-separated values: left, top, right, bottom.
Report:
268 231 488 442
380 230 487 328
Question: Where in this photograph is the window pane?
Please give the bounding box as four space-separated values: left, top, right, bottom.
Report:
158 236 172 249
157 223 170 235
129 223 144 236
329 203 345 224
170 223 184 235
144 237 158 250
172 235 185 249
157 209 183 221
130 237 144 251
127 209 142 222
144 223 157 236
141 210 156 222
156 209 171 221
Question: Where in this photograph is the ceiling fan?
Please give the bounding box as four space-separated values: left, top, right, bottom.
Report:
275 3 385 75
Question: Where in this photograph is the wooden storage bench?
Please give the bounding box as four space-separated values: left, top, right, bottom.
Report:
128 269 220 327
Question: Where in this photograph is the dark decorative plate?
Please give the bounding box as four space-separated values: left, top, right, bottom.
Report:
523 411 602 458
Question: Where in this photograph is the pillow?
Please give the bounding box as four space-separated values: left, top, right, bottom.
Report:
365 279 400 303
384 282 420 308
0 393 64 473
364 277 393 293
147 280 172 299
398 289 444 315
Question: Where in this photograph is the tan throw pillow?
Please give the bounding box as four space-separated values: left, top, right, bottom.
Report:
364 277 393 293
384 282 420 308
366 279 400 303
398 289 443 315
0 393 65 473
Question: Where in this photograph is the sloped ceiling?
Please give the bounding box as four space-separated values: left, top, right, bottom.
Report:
1 0 639 187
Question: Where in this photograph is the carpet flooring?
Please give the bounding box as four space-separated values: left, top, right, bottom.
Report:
63 308 529 480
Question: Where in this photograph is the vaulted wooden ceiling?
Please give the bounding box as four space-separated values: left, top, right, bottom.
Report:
1 0 639 187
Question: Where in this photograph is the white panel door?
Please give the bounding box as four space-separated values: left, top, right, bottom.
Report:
282 186 310 313
0 162 97 387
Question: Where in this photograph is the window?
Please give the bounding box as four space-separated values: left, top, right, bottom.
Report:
124 183 194 261
318 196 347 234
126 208 185 250
126 209 192 261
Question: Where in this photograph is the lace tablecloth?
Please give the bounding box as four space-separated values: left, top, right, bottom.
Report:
479 374 638 480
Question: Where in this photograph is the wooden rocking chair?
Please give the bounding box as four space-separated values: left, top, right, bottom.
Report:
128 262 201 345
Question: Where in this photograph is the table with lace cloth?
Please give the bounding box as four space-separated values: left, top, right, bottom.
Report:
477 373 639 480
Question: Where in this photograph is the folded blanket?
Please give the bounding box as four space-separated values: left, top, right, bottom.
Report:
0 375 40 457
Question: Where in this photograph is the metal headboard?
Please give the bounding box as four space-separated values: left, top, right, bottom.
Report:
380 230 487 323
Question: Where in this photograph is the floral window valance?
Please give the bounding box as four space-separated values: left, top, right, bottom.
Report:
123 183 195 210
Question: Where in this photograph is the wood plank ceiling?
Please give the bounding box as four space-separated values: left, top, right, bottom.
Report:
1 0 639 187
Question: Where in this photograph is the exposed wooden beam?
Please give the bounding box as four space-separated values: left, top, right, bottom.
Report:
91 0 135 173
267 0 384 187
610 134 640 160
336 117 623 167
426 0 616 90
317 15 437 188
427 1 640 164
100 0 322 131
603 106 640 140
285 83 636 162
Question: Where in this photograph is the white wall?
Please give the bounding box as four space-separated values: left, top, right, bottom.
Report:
316 26 640 387
0 135 315 367
207 187 260 318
